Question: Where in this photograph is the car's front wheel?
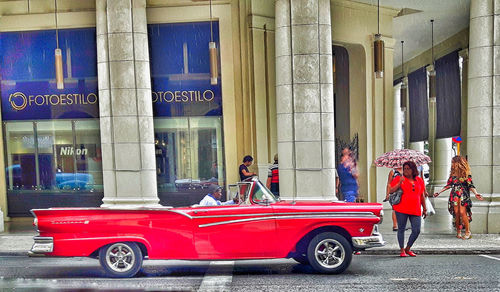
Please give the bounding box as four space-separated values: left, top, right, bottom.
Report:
99 242 143 278
307 232 352 274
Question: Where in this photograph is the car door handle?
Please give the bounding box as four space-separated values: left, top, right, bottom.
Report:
194 210 208 214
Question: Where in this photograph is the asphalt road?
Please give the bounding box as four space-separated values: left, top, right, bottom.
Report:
0 254 499 291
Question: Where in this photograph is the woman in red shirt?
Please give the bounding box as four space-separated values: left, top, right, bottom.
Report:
388 161 427 257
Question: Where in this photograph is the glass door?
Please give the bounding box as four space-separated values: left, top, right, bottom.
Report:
154 116 225 203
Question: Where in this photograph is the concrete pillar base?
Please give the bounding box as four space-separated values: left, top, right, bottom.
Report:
421 196 454 234
470 196 490 234
487 193 500 233
427 181 448 194
0 208 4 233
101 197 161 208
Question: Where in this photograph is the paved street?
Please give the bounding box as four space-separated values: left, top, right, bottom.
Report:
0 254 499 291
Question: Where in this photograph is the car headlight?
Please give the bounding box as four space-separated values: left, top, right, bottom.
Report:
379 209 384 224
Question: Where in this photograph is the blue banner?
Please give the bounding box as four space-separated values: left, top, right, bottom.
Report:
148 22 222 117
0 28 98 120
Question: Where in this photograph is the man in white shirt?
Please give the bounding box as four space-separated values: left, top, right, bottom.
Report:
199 184 238 206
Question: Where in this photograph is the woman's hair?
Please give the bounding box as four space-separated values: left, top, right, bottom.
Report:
403 161 419 179
450 156 471 178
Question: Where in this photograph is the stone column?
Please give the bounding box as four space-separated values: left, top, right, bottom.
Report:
96 0 159 207
468 0 499 233
393 83 402 150
275 0 335 200
408 142 424 152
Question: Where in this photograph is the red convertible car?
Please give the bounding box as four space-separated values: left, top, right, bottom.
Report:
30 177 384 278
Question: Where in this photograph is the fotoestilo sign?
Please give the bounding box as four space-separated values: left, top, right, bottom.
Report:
148 21 222 117
0 28 99 120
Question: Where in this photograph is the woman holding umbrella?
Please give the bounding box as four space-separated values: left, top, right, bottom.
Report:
433 156 483 239
388 161 427 257
375 149 432 232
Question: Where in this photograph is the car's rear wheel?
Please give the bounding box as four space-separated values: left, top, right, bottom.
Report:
307 232 352 274
99 242 143 278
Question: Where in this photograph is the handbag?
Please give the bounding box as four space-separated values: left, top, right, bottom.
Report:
388 188 403 206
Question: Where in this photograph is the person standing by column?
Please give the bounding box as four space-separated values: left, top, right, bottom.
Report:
337 147 359 202
266 154 279 197
239 155 256 181
433 156 483 239
385 167 403 231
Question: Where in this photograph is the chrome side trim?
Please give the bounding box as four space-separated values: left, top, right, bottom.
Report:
198 213 379 228
29 236 53 255
167 209 193 219
167 210 376 220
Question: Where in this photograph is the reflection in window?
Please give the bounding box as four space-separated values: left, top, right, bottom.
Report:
4 122 36 190
75 120 102 191
154 117 224 193
251 181 276 204
4 120 102 192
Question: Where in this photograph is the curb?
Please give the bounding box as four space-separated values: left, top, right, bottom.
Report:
0 251 29 257
361 249 500 255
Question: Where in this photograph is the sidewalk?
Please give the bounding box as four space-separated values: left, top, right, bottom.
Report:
1 216 499 257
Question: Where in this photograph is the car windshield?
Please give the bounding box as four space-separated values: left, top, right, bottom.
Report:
251 181 277 204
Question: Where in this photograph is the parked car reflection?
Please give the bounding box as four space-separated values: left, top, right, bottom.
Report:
5 164 94 191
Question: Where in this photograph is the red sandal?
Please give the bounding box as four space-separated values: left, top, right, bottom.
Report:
400 251 408 257
406 250 417 257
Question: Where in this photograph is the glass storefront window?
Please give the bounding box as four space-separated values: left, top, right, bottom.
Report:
37 120 73 190
149 21 225 205
74 120 102 191
4 122 36 190
154 117 224 193
1 27 100 215
4 119 102 193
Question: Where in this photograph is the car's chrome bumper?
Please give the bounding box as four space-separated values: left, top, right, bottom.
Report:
352 226 385 249
29 236 53 255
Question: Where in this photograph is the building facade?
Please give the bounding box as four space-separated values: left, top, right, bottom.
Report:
0 0 497 233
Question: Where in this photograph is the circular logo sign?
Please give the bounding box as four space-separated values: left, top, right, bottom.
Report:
9 92 28 111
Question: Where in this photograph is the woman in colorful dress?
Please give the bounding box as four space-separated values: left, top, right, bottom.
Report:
388 161 427 257
433 156 483 239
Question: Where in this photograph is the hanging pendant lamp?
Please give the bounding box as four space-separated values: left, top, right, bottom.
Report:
332 50 336 86
400 41 407 111
54 0 64 90
428 19 436 102
374 0 384 78
209 0 218 85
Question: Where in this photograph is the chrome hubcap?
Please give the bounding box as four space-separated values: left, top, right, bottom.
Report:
314 239 345 269
105 243 135 273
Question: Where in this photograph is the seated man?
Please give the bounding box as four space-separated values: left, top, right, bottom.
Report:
199 184 238 206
